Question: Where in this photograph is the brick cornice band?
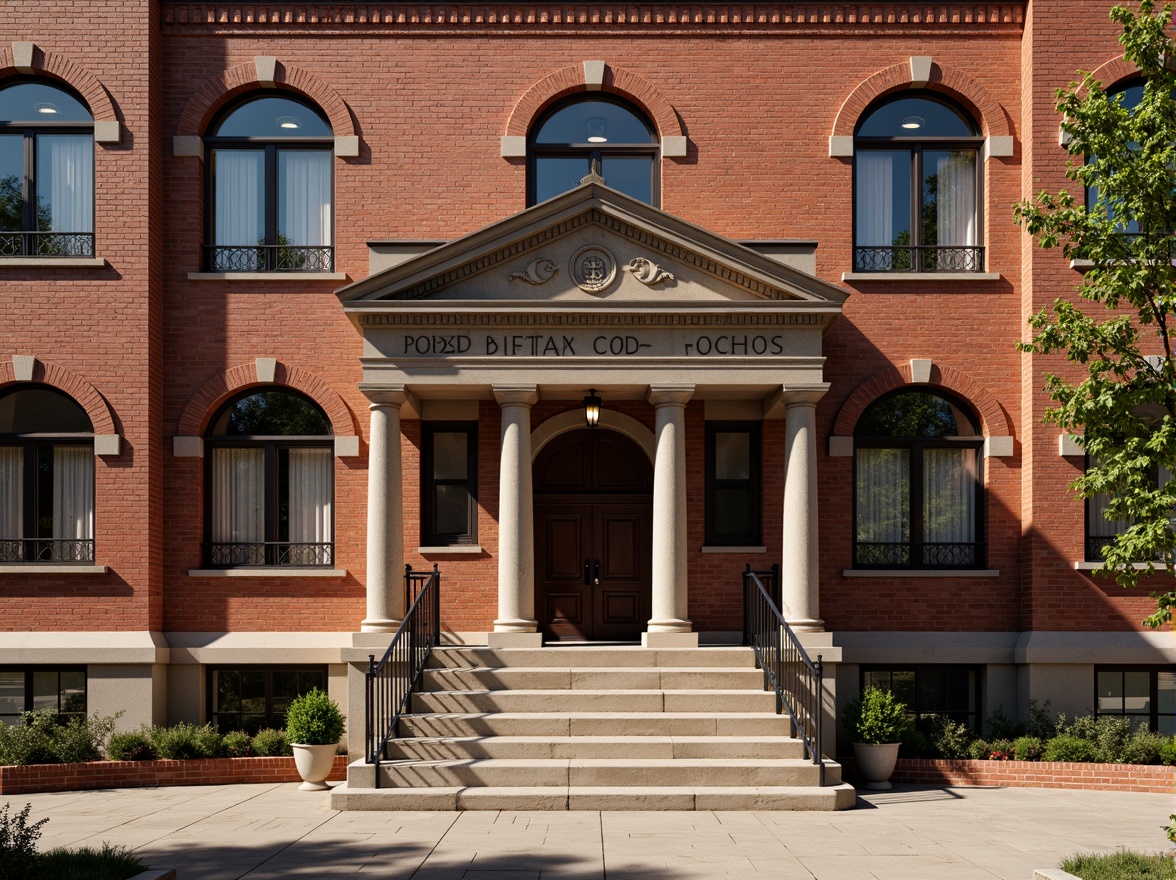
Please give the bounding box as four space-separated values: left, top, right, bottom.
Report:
0 360 117 435
0 45 118 124
177 362 356 436
175 59 357 140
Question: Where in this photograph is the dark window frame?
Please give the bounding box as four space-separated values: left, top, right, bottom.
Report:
0 666 87 725
527 94 660 207
852 92 984 273
0 77 95 258
860 664 982 733
1094 665 1176 734
421 421 478 546
852 388 985 570
704 421 762 546
206 664 328 735
203 94 334 272
202 388 334 568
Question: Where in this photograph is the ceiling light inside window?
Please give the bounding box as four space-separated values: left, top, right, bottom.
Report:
277 116 300 129
34 103 59 114
900 116 924 130
586 117 608 143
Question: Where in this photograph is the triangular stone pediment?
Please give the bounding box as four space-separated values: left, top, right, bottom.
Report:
337 183 848 307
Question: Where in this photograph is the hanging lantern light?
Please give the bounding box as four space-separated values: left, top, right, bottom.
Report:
583 388 602 428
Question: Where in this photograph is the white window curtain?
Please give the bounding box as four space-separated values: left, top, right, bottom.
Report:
37 135 93 233
855 152 894 247
856 448 910 549
213 150 264 253
933 150 977 264
278 151 331 247
287 448 332 564
211 448 264 553
52 446 94 559
923 448 977 554
0 447 22 546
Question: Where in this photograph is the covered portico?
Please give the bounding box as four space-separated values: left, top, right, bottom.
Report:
337 184 846 646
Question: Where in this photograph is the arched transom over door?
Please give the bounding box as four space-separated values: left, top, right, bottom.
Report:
533 428 653 641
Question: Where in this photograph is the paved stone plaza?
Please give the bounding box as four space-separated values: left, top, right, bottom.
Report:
11 782 1175 879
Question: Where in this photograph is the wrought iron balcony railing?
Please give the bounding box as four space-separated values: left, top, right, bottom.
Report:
854 541 984 569
854 245 984 273
203 541 334 568
205 244 334 273
0 231 95 258
0 539 95 563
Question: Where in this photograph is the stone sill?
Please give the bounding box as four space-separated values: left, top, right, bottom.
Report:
0 564 108 575
0 257 107 268
417 545 485 555
186 272 347 281
841 271 1002 283
188 568 348 577
842 569 1000 578
700 546 768 554
1074 561 1160 571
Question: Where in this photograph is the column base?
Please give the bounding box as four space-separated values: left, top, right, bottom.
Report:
359 618 401 634
642 631 699 648
785 618 825 633
493 618 539 633
487 631 544 648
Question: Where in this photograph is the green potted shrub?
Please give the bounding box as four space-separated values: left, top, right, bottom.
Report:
285 688 345 791
843 687 910 790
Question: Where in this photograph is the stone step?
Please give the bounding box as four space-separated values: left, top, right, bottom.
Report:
331 780 857 812
399 711 797 738
386 734 807 760
411 688 778 714
353 757 836 789
428 646 757 670
421 666 766 692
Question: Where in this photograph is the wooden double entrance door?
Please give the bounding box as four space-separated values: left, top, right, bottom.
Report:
533 429 653 642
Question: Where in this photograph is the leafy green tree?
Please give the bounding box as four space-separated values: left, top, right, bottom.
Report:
1015 0 1176 627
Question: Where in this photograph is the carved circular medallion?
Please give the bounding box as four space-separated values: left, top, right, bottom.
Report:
570 245 617 293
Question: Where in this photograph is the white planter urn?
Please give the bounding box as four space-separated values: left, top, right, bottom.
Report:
291 743 337 791
853 742 901 790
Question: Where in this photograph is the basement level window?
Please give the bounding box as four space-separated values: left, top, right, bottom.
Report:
0 667 86 725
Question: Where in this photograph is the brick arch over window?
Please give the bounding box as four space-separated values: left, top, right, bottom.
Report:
1090 55 1140 92
830 61 1012 140
178 363 356 437
0 361 116 435
832 364 1013 438
0 45 118 123
504 63 684 140
175 59 356 140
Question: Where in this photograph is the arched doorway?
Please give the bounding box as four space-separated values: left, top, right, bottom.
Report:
533 428 653 641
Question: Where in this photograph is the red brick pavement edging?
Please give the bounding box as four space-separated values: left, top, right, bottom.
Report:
841 757 1175 794
0 755 349 795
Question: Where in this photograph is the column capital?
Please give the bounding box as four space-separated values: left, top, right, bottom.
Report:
360 384 410 408
493 385 539 407
648 384 695 407
780 383 830 408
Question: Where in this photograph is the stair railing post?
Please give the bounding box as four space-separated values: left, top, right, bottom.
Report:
815 654 825 785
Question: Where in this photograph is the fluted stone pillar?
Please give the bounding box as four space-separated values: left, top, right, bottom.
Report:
362 390 406 632
491 385 541 647
780 385 829 632
644 385 697 648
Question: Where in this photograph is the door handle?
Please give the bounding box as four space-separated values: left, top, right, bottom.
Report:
584 559 591 586
593 559 601 586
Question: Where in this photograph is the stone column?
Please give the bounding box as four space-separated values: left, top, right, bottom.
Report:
644 385 697 648
491 385 541 646
780 385 829 632
362 389 406 632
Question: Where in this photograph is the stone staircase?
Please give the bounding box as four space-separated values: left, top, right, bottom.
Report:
331 645 856 811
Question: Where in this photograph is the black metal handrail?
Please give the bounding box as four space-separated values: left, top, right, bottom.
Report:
205 244 334 272
0 231 95 258
365 563 441 788
0 539 94 563
854 244 984 273
202 541 333 567
742 564 826 786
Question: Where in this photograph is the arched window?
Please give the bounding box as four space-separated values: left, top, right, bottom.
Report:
0 81 94 258
854 94 983 273
1085 81 1144 234
204 389 334 567
204 95 333 272
0 385 94 562
528 96 658 206
853 389 983 569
